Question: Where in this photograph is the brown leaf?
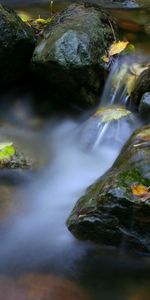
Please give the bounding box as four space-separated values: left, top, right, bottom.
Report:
131 184 149 196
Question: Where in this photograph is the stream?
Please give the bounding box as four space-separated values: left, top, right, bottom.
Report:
0 1 150 300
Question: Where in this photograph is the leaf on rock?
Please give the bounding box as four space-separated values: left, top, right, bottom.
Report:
101 40 130 63
109 41 129 56
94 107 130 123
131 184 150 202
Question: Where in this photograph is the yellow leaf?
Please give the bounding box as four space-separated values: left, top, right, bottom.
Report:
109 41 129 56
131 184 149 196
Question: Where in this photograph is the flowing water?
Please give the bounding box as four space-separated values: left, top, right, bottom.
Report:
0 1 150 300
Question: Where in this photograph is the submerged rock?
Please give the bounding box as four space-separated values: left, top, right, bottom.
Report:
67 125 150 254
32 4 119 109
0 4 35 86
79 106 137 149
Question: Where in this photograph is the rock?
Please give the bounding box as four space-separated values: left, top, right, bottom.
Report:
85 0 149 8
139 92 150 115
131 67 150 106
32 4 119 109
0 4 35 86
78 106 137 149
0 141 32 169
67 125 150 254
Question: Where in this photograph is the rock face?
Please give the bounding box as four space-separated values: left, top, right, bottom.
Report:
139 92 150 115
67 125 150 254
131 67 150 106
85 0 149 8
32 4 119 109
0 4 35 86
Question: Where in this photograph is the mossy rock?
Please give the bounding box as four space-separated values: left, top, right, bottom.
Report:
67 125 150 254
0 4 35 86
0 141 32 169
32 4 119 109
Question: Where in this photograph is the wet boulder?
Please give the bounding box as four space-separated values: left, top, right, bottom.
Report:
67 125 150 254
131 67 150 107
32 4 119 109
139 92 150 115
0 4 35 86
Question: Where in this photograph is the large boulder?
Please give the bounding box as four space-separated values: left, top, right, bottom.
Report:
32 4 119 109
67 125 150 254
0 4 35 86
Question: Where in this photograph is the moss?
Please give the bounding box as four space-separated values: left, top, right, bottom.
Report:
119 168 150 187
0 143 15 163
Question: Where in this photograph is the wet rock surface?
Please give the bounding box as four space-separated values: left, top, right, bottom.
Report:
32 4 119 109
67 125 150 254
139 92 150 115
87 0 150 8
0 4 35 86
131 67 150 107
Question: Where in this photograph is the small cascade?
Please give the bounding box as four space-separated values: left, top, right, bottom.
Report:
79 106 140 152
78 55 150 151
100 58 130 107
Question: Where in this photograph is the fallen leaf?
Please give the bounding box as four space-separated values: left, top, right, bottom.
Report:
101 40 130 64
109 41 129 56
131 184 149 196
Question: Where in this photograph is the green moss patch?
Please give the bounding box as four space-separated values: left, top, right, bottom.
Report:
0 142 16 161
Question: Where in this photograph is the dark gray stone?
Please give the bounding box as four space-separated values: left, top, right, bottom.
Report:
32 4 119 108
67 125 150 255
0 4 35 86
131 67 150 107
139 92 150 114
